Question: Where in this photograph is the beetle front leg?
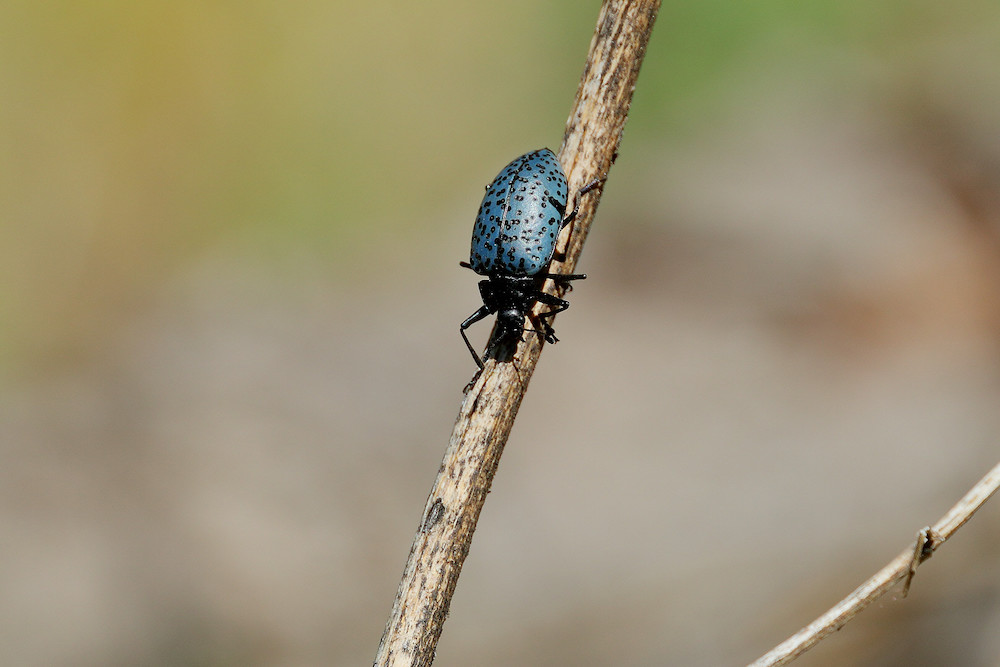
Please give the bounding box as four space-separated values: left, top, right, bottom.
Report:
460 306 491 370
532 292 571 344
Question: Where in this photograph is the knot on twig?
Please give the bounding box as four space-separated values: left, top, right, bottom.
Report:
902 526 944 597
421 498 446 533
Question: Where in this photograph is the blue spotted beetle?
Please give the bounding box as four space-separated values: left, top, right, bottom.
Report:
460 148 600 371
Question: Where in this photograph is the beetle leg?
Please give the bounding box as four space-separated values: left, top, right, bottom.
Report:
560 177 605 228
542 272 586 282
532 293 571 344
460 306 492 369
541 272 585 294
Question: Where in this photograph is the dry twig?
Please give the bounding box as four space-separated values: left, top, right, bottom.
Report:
750 460 1000 667
373 2 660 665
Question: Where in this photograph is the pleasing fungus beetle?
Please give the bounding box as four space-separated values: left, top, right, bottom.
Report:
460 148 600 372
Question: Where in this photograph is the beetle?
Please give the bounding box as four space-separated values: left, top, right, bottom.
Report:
460 148 601 371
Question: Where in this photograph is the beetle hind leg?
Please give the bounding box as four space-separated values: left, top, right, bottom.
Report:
560 176 606 228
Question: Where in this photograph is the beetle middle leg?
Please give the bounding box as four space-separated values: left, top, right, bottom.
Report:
542 272 586 282
542 271 586 293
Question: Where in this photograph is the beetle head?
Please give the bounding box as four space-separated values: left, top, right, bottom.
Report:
496 307 526 343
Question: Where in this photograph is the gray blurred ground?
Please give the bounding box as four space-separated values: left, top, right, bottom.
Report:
3 4 1000 666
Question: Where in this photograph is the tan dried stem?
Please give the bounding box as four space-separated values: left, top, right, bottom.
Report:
373 2 661 666
750 460 1000 667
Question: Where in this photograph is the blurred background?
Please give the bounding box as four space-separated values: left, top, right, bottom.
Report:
2 1 1000 665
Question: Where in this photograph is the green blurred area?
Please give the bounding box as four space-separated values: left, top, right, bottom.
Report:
2 0 999 373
